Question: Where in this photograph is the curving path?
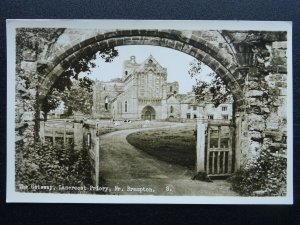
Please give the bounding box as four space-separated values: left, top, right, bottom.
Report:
99 123 238 196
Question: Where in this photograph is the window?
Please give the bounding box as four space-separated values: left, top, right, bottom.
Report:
170 106 173 113
104 97 109 110
87 133 91 149
125 71 128 75
125 101 128 112
193 106 197 111
187 113 191 119
222 106 228 111
170 86 173 92
193 114 197 119
208 114 214 120
222 114 229 120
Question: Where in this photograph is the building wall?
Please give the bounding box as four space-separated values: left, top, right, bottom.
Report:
204 103 233 121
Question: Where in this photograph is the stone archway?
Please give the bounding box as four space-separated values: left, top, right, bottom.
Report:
16 27 289 172
38 29 244 109
141 106 156 121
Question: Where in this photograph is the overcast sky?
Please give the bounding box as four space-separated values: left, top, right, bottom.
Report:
80 45 213 94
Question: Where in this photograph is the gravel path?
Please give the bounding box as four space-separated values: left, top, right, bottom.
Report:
99 123 238 196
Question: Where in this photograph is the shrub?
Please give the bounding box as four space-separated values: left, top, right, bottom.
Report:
15 141 92 193
229 149 287 196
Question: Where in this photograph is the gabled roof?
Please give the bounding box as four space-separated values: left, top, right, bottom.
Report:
135 55 167 73
168 93 200 104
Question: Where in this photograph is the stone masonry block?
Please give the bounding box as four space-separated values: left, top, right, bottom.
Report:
104 31 121 39
194 50 206 61
248 81 259 89
248 113 265 131
160 38 171 47
114 38 125 46
107 39 117 47
89 42 99 52
247 97 263 106
21 61 37 74
95 34 106 42
205 42 218 57
228 64 238 75
215 66 228 77
249 130 263 140
273 49 287 59
82 37 96 47
207 59 221 71
182 44 192 53
266 112 280 130
272 41 287 49
193 36 207 50
246 90 264 97
168 40 177 49
131 36 142 41
249 140 262 154
174 41 184 51
130 30 141 36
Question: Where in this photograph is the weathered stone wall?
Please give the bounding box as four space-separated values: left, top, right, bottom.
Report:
239 39 288 162
15 54 38 146
15 28 65 146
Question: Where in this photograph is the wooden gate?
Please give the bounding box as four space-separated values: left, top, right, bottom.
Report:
206 121 234 176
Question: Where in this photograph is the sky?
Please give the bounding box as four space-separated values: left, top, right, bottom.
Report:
80 45 214 94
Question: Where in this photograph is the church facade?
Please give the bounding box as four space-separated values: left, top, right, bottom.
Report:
92 55 233 121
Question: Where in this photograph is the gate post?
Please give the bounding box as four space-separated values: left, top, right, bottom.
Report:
39 121 45 144
235 113 241 170
74 122 83 150
95 136 100 187
196 117 206 172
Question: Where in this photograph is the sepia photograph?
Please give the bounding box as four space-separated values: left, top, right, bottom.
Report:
6 20 293 204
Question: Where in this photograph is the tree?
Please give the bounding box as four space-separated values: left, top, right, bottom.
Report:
61 80 94 116
188 60 231 107
42 47 119 120
40 90 61 121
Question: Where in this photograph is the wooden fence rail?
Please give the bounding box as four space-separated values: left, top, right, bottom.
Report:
39 120 100 186
40 121 75 145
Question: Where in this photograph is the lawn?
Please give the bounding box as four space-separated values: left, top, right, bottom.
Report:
126 126 196 170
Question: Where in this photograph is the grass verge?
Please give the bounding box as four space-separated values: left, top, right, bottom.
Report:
126 126 196 170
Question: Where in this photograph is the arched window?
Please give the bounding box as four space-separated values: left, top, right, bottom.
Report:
125 101 128 112
104 96 109 110
170 106 173 113
125 71 128 75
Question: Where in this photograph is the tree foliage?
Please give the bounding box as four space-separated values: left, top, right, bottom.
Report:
41 90 61 121
15 141 92 192
229 150 287 196
61 80 94 116
42 47 119 120
188 60 232 107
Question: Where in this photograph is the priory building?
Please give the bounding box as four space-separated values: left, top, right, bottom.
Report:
92 55 232 121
